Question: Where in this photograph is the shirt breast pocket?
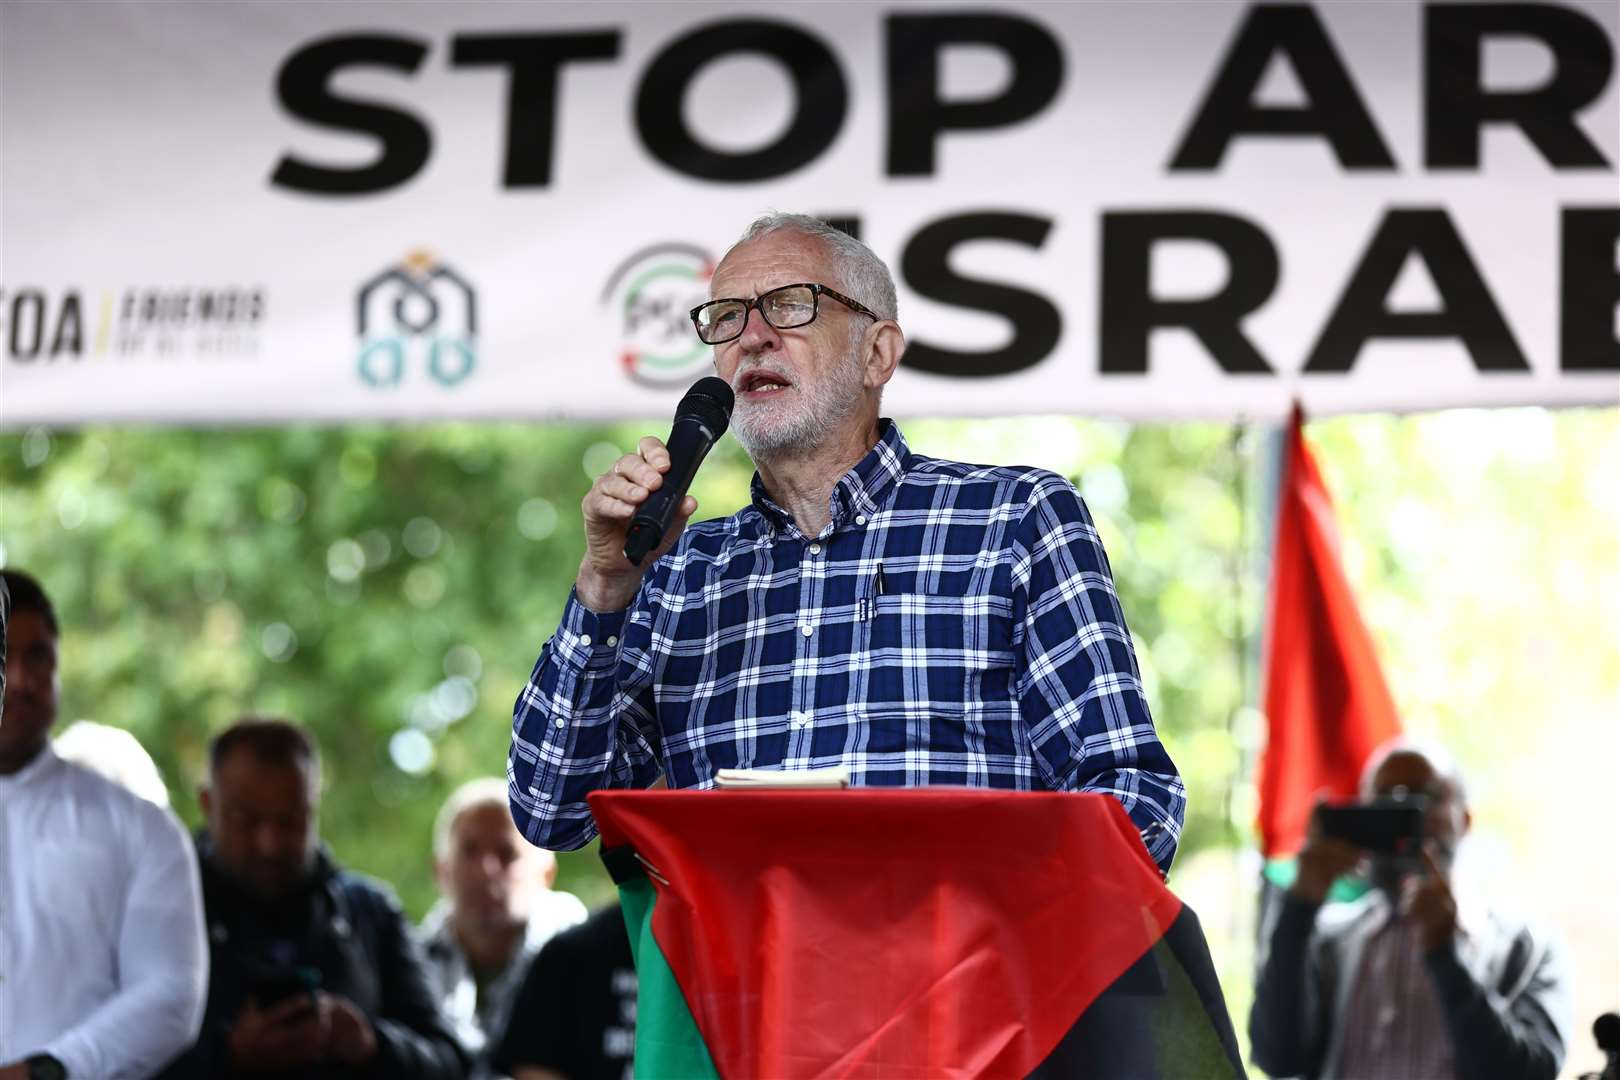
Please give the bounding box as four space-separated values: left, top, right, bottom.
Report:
861 591 1016 711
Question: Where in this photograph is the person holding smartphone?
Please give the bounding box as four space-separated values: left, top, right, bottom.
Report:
1249 739 1573 1080
158 719 466 1080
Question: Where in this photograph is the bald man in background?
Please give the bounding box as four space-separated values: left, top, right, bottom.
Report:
420 779 586 1079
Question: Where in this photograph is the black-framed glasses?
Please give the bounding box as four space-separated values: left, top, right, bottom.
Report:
689 283 879 345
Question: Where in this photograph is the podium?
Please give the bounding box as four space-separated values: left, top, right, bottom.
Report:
589 789 1242 1078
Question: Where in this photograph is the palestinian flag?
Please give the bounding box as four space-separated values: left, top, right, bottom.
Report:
590 788 1242 1078
1257 404 1400 897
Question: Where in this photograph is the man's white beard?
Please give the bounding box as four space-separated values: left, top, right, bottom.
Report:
731 347 867 462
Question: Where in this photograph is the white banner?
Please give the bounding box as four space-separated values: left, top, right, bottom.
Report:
1 0 1616 426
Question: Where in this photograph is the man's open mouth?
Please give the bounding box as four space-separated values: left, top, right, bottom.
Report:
737 369 794 396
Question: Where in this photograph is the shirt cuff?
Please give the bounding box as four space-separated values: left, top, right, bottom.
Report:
549 588 629 672
40 1039 91 1080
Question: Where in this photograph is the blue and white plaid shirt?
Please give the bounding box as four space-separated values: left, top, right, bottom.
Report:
510 421 1185 872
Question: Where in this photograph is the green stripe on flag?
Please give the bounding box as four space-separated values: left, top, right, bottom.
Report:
618 877 721 1079
1147 929 1244 1075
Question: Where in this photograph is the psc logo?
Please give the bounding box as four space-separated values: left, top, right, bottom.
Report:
600 243 715 387
356 251 476 388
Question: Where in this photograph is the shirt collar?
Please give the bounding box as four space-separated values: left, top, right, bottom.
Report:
748 418 910 536
0 742 63 789
197 832 340 907
420 897 456 952
418 897 559 985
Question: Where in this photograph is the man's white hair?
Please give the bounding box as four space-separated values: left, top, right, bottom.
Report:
730 213 899 324
1359 737 1470 808
433 776 555 868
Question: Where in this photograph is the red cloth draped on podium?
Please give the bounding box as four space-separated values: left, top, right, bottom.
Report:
589 788 1242 1078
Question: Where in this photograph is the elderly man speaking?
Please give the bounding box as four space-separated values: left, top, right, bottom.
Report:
510 213 1185 875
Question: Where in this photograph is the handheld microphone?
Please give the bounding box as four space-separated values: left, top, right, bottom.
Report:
623 376 734 566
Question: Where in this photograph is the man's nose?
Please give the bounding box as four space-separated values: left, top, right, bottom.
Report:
735 304 781 354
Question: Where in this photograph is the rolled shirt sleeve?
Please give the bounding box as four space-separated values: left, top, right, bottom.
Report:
510 587 662 851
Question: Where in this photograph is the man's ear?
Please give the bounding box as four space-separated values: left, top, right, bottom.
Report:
198 785 212 819
863 321 905 389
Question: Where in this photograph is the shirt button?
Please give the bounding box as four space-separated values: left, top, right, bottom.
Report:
579 634 592 647
808 543 822 555
800 624 813 637
855 515 867 526
605 635 618 647
555 719 566 729
790 711 810 728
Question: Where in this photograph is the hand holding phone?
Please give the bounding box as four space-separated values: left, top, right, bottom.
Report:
1293 815 1363 903
245 966 321 1009
227 987 325 1070
1399 845 1460 951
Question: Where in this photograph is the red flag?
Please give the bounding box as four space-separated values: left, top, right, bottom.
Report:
1258 404 1401 858
591 789 1243 1078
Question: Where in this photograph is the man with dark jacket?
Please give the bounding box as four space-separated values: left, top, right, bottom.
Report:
160 718 465 1080
491 905 637 1080
1249 740 1571 1080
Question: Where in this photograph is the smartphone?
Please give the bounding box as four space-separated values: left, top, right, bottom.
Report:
245 966 321 1009
1317 800 1425 855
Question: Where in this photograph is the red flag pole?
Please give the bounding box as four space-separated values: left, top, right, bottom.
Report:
1256 403 1402 862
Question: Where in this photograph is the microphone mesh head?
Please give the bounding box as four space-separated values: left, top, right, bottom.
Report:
678 376 735 432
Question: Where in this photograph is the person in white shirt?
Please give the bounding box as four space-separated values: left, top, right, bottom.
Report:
0 569 208 1080
418 778 587 1079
